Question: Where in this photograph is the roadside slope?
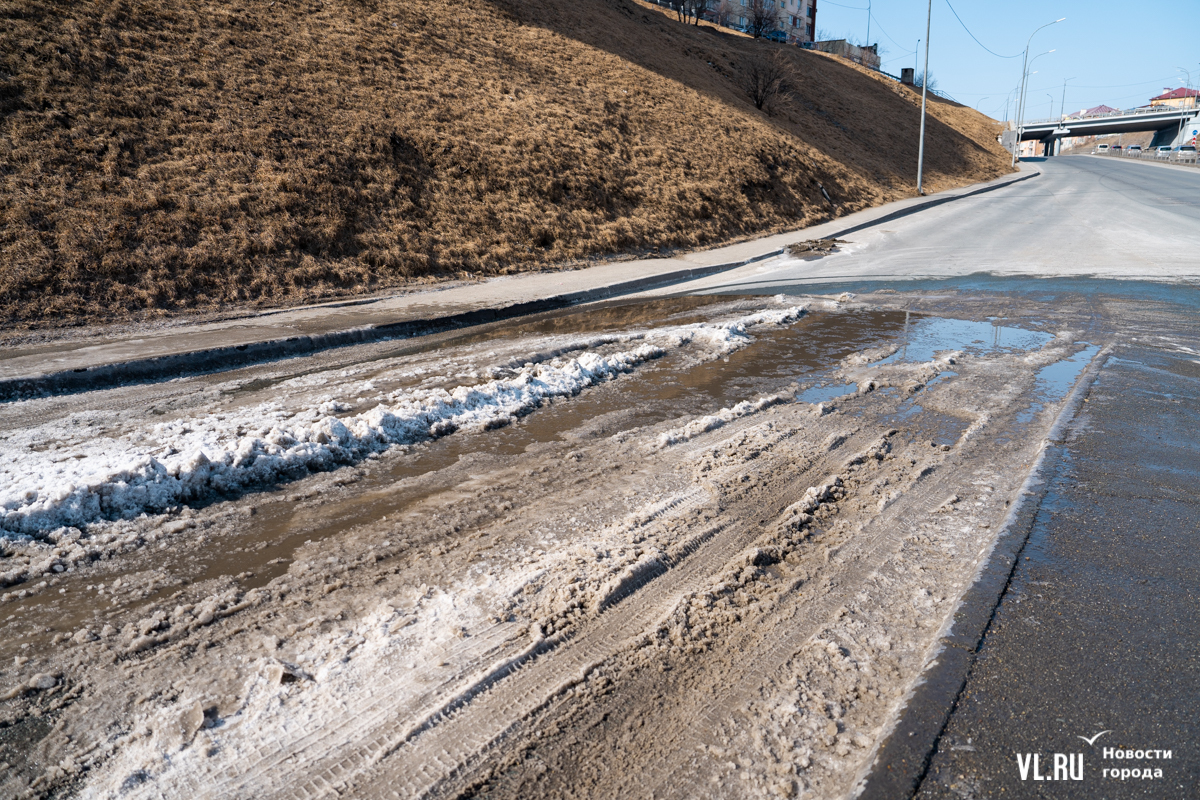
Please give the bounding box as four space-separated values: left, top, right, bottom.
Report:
0 0 1011 326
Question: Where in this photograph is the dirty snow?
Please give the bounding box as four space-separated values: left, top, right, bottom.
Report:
1 307 804 536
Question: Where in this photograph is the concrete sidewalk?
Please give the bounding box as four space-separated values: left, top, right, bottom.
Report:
0 166 1038 400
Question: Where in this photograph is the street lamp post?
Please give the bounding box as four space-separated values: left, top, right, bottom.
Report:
1012 18 1065 167
1176 67 1192 146
1015 49 1056 164
1046 94 1055 155
1060 77 1080 122
1056 77 1075 156
916 0 932 195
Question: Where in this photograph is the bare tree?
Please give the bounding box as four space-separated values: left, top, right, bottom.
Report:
671 0 703 24
742 51 793 114
914 70 939 93
746 0 780 38
716 0 735 27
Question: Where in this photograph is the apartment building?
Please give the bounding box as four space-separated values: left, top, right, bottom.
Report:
703 0 817 44
1149 87 1199 110
778 0 817 43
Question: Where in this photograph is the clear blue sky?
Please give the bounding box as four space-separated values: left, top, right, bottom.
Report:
814 0 1199 120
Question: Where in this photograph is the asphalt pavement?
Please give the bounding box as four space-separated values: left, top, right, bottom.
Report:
684 156 1200 799
906 345 1200 799
681 155 1200 295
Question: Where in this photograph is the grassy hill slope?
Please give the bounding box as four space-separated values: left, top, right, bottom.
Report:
0 0 1011 325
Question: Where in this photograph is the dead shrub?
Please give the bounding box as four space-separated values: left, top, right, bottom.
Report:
742 51 793 115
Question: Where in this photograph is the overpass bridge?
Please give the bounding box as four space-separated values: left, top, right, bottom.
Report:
1004 105 1200 155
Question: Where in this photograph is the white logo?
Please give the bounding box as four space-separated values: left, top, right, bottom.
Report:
1078 730 1112 746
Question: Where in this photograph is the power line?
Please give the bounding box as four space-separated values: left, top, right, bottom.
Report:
869 12 911 52
942 0 1021 59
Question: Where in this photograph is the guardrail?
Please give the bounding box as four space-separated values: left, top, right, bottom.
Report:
1094 149 1200 168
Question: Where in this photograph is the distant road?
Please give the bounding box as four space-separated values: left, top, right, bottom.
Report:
694 156 1200 293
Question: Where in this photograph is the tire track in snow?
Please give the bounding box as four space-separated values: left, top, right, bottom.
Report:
309 429 876 800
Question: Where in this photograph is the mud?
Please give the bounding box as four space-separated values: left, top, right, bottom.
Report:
0 288 1165 800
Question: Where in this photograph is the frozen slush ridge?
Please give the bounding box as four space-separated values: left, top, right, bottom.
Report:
1 307 805 535
656 393 792 447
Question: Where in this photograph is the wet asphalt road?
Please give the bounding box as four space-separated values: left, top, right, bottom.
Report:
909 345 1200 799
684 156 1200 798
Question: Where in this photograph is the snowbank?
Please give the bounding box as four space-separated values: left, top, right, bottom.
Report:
1 306 804 535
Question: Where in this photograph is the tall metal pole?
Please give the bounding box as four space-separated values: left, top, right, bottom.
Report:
1011 18 1065 167
915 0 932 195
1176 68 1192 146
1015 50 1054 163
1057 77 1074 156
1059 78 1074 123
1011 49 1030 167
866 0 871 48
1045 93 1055 155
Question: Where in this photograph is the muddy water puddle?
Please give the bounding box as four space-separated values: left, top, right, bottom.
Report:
0 308 913 636
1016 344 1102 424
0 304 1057 654
878 315 1052 365
196 309 918 587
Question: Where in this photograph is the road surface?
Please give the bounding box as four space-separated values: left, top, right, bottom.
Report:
682 155 1200 293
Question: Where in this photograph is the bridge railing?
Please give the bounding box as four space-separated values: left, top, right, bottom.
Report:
1022 105 1197 127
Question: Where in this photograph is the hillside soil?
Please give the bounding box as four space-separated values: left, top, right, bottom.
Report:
1 0 1010 327
0 286 1142 799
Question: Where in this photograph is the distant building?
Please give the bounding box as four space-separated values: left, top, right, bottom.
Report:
1066 104 1119 119
806 39 880 70
778 0 817 43
702 0 817 45
1149 87 1199 109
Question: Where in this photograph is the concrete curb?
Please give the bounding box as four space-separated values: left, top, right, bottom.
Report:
0 169 1039 403
853 344 1111 800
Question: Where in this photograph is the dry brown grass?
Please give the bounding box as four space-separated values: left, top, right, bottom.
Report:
0 0 1012 327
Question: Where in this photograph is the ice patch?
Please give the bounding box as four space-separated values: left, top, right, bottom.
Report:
657 393 793 447
1 307 804 535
